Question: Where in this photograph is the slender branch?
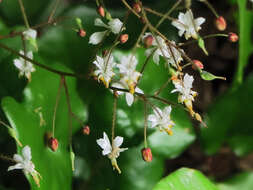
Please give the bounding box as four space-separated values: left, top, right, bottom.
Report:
121 0 141 18
143 101 148 148
52 76 64 137
18 0 30 28
48 0 61 23
0 43 84 78
154 77 171 96
111 93 117 142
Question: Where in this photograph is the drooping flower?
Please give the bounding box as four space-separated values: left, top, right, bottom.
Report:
97 132 128 173
93 54 116 88
171 73 197 103
117 54 141 94
143 33 170 65
111 81 143 106
13 50 35 82
166 41 184 68
89 18 123 45
23 29 38 51
8 145 41 187
172 9 205 39
148 106 175 135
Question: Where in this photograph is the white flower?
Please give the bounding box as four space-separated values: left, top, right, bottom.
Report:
89 18 123 45
93 54 116 88
172 9 205 39
144 33 170 65
117 55 141 94
23 29 37 41
166 41 184 67
148 106 175 135
171 73 197 103
13 50 35 81
8 145 41 186
112 82 143 106
97 132 128 158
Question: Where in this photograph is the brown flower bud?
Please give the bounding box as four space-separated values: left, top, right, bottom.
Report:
192 60 204 70
49 137 58 152
78 29 86 37
228 32 238 43
132 2 142 13
215 16 227 31
120 34 129 44
82 125 90 135
97 6 105 17
141 148 152 162
143 35 154 48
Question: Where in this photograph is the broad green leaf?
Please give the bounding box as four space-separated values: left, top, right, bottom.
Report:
200 75 253 156
153 168 219 190
1 61 87 189
217 172 253 190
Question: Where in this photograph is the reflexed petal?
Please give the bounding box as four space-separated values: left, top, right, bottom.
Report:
135 87 143 94
148 114 157 122
22 145 32 161
13 59 23 70
195 17 205 27
113 136 123 148
164 106 172 116
111 83 124 95
89 31 107 45
23 29 37 40
8 163 23 171
13 154 23 163
125 93 134 106
26 51 33 60
94 18 108 28
108 18 123 34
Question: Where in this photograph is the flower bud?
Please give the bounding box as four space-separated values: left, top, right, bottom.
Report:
82 125 90 135
215 16 227 31
78 29 86 37
192 60 204 70
141 148 152 162
228 32 238 43
49 137 58 152
132 2 142 13
102 50 109 57
97 6 105 17
120 34 129 44
143 35 153 48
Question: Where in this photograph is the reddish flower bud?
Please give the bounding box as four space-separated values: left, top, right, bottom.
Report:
215 16 227 31
78 29 86 37
120 34 129 44
132 2 142 13
192 60 204 70
97 6 105 17
82 125 90 135
228 32 238 43
141 148 152 162
102 50 109 57
143 35 154 48
49 137 58 152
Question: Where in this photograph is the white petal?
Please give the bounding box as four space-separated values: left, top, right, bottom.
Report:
195 17 205 27
23 29 37 40
164 106 172 116
8 163 23 171
22 145 32 161
153 51 160 64
135 87 143 94
148 114 157 122
125 93 134 106
89 31 107 45
94 18 109 28
26 51 33 60
13 59 24 70
108 18 123 34
113 136 123 148
13 154 23 163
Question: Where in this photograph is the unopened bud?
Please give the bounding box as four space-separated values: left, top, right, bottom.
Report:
82 125 90 135
143 35 153 48
102 50 109 57
97 6 105 17
120 34 129 44
195 113 202 122
141 148 152 162
49 137 58 152
192 60 204 70
228 32 238 43
78 29 86 37
215 16 227 31
132 2 142 13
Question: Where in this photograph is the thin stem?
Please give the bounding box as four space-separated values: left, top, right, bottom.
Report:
201 0 219 18
143 101 148 148
154 77 171 96
48 0 61 23
111 93 117 142
121 0 141 18
18 0 30 28
0 43 83 78
52 76 64 137
0 154 15 163
140 48 155 74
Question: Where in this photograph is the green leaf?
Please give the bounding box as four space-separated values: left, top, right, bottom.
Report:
200 71 226 81
153 168 219 190
198 37 208 55
200 75 253 156
1 62 87 190
217 172 253 190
